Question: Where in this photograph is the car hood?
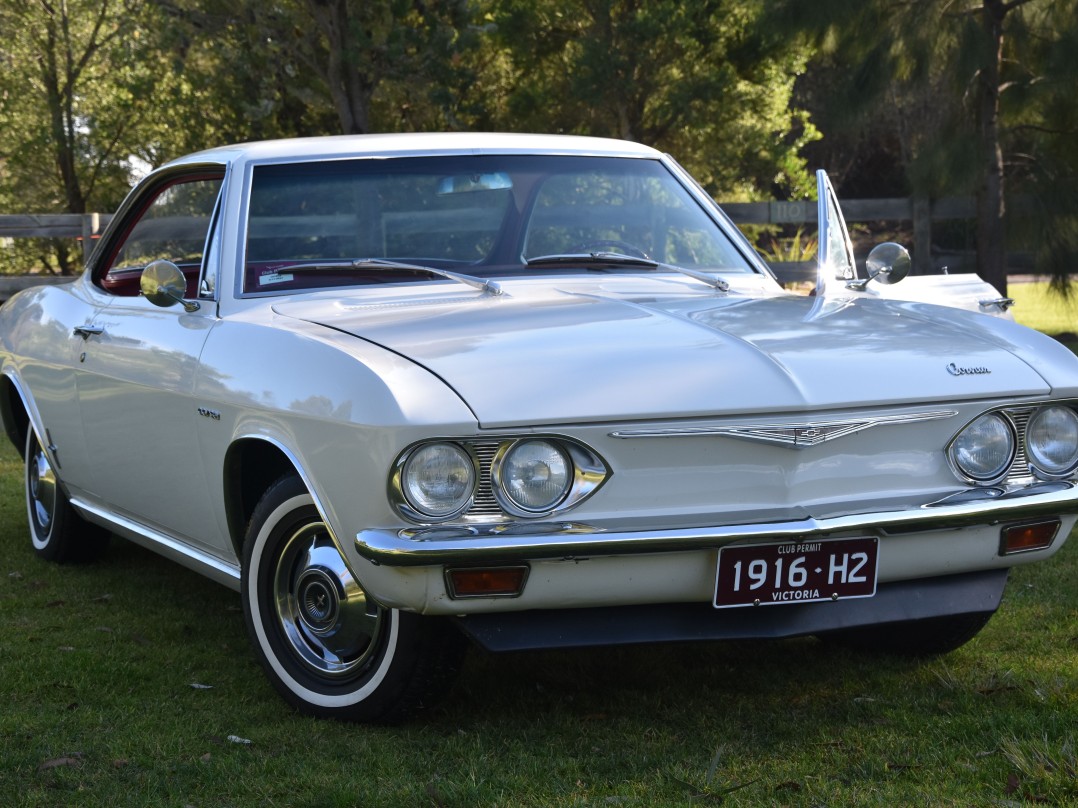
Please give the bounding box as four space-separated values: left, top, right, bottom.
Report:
273 280 1053 428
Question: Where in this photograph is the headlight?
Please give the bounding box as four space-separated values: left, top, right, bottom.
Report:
950 413 1015 482
400 442 476 519
1026 405 1078 477
495 439 572 514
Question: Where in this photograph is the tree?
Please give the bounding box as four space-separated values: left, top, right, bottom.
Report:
768 0 1078 295
479 0 818 200
0 0 189 272
159 0 480 137
1000 0 1078 294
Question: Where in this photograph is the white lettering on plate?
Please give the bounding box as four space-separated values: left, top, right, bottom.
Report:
771 589 821 602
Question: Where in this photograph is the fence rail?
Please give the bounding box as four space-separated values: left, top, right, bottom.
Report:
0 197 1013 296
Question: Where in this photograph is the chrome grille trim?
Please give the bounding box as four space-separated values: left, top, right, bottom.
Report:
1005 407 1034 484
468 440 505 518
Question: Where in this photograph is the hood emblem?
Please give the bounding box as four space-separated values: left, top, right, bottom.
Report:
610 410 957 448
947 362 991 376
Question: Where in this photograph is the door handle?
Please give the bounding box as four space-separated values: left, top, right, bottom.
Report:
73 324 105 340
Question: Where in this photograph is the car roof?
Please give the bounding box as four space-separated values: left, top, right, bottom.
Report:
166 132 663 169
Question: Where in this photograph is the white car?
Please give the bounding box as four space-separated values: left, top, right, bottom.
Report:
2 133 1076 723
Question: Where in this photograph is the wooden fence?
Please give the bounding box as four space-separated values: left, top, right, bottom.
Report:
0 197 1000 295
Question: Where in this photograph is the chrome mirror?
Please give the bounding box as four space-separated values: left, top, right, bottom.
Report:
845 243 911 291
141 259 200 312
437 172 513 195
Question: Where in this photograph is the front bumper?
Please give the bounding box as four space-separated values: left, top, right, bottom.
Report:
454 569 1009 652
355 481 1078 566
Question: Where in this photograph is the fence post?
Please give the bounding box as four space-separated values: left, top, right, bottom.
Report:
912 197 931 275
81 213 99 263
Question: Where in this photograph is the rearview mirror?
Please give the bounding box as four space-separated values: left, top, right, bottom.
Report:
140 260 200 312
846 242 911 291
436 172 513 195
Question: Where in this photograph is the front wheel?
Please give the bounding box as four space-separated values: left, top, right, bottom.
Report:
24 429 109 563
241 475 463 723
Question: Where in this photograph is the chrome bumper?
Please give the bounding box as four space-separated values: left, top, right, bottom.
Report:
355 482 1078 567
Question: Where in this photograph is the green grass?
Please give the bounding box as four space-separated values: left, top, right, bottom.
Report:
1011 282 1078 348
3 349 1078 804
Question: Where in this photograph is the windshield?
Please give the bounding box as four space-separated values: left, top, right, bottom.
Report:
243 154 755 294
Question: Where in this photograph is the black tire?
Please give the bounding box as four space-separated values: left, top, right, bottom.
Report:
25 429 109 563
241 475 464 723
821 611 994 657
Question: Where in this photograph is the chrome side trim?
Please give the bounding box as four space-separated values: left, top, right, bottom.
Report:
70 496 241 589
355 481 1078 566
609 410 958 447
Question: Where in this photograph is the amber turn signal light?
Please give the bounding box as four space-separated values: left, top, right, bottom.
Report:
1000 520 1060 555
445 566 529 599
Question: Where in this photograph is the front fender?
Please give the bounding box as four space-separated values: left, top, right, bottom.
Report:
193 315 478 577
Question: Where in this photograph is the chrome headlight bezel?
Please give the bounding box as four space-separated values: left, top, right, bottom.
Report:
393 441 479 522
1026 405 1078 480
492 439 572 516
947 412 1017 484
390 435 609 524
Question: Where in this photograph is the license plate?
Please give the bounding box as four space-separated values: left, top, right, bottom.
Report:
714 537 878 608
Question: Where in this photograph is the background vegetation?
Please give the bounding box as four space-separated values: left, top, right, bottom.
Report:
1 0 1077 294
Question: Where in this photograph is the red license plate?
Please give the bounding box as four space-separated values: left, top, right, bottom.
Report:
714 537 878 608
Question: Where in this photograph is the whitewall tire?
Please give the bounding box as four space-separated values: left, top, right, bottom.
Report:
241 475 463 723
24 429 109 563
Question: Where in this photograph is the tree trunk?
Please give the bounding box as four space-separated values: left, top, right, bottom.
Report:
307 0 373 135
41 16 86 215
975 0 1007 296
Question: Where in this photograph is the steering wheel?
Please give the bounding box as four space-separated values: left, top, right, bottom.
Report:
570 239 651 259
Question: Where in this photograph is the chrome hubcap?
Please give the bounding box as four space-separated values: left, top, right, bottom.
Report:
29 445 57 531
274 522 383 678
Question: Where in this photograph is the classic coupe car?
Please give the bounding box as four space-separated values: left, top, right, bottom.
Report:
2 133 1076 723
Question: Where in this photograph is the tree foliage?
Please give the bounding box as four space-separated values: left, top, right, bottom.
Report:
768 0 1078 294
480 0 817 200
1 0 1075 287
0 0 230 272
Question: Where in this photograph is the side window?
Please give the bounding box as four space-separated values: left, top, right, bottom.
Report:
824 188 855 281
99 175 223 297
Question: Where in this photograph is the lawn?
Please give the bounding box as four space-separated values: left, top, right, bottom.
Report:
1011 281 1078 349
1 287 1076 806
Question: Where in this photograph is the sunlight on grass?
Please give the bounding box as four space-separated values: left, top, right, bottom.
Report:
1011 281 1078 339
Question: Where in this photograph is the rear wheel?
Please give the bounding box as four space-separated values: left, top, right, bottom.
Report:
241 475 463 723
821 612 993 656
25 429 109 563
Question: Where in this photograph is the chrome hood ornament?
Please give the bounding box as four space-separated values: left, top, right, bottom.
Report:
610 410 958 448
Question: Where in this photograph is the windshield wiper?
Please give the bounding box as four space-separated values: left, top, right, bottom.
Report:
527 251 658 268
525 252 729 291
281 258 502 296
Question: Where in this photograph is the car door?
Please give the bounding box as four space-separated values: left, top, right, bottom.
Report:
10 281 111 500
74 167 227 555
